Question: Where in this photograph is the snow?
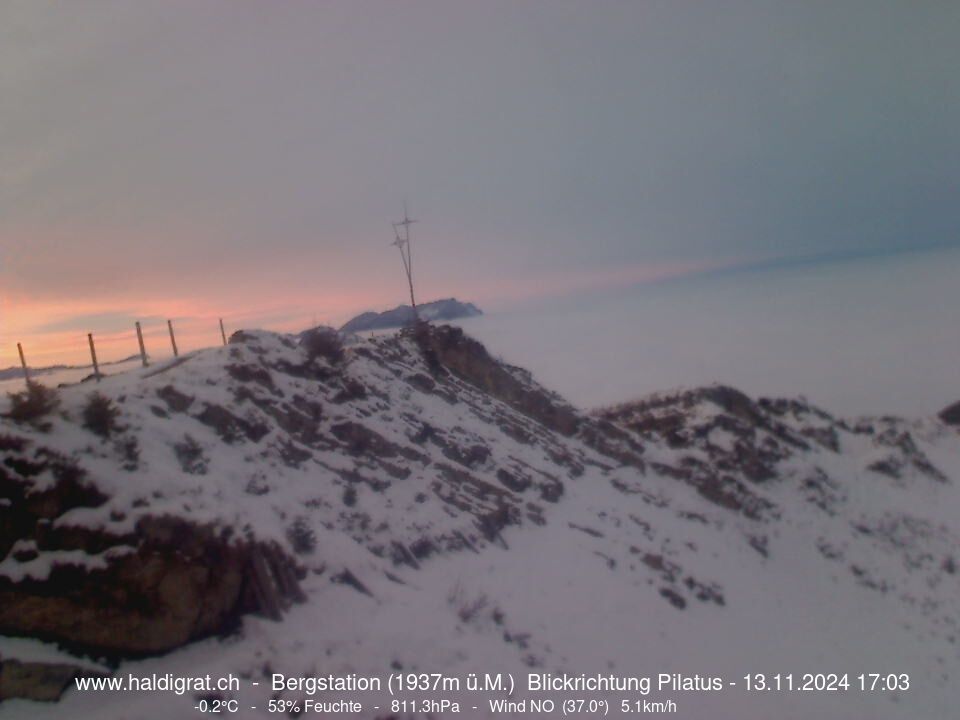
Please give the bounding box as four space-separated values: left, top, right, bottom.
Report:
1 324 958 718
0 637 109 673
0 545 127 583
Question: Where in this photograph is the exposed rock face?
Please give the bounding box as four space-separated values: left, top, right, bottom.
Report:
599 386 953 515
417 324 580 436
0 517 298 658
0 439 91 548
596 386 805 519
0 434 302 659
940 400 960 426
416 324 646 469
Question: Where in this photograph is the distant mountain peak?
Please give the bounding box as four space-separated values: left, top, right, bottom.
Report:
340 298 481 333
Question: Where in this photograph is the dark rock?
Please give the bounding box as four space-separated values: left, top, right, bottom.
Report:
330 421 398 458
496 468 531 493
156 385 194 413
418 325 579 437
659 587 686 609
0 516 303 659
331 568 372 596
226 364 276 390
939 400 960 426
195 403 269 444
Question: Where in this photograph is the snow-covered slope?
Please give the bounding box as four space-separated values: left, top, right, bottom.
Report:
1 326 957 718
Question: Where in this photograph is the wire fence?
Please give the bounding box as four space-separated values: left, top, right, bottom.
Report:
0 318 236 389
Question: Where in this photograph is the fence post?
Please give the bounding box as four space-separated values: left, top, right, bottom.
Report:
167 320 179 358
135 321 149 367
17 343 30 385
219 318 227 346
88 333 101 382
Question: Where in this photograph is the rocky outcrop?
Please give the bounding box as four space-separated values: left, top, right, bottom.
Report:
0 434 303 659
416 324 645 470
417 324 580 436
940 400 960 427
598 385 950 517
0 517 302 659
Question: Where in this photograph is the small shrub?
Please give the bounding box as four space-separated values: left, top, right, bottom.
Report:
286 516 316 555
116 436 140 470
83 392 119 438
6 382 59 425
447 581 490 623
342 485 357 507
174 434 208 475
301 327 344 364
457 594 489 623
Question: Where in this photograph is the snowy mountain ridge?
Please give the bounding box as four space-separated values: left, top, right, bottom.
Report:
1 324 958 718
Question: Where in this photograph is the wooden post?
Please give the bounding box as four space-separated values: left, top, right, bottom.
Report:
17 343 30 385
88 333 101 382
135 321 148 367
219 318 227 346
167 320 179 358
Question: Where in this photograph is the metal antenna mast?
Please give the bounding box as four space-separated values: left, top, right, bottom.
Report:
391 203 419 321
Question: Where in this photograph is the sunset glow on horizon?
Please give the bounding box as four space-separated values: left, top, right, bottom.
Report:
1 256 725 368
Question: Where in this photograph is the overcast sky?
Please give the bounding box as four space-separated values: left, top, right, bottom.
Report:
2 1 959 364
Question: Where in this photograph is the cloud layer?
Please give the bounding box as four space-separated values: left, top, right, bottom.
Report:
2 1 959 363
